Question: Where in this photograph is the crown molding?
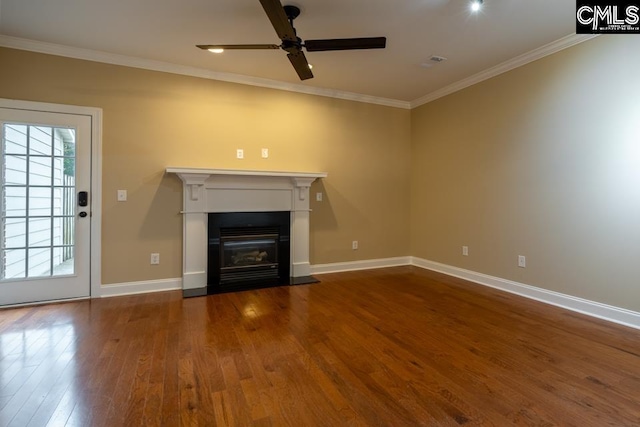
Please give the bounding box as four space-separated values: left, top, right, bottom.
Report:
0 33 600 111
409 34 600 109
0 35 411 110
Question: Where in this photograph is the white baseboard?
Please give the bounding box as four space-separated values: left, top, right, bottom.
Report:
311 257 411 275
96 258 640 331
411 257 640 331
100 278 182 298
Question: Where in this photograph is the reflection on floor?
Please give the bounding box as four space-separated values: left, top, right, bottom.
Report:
0 266 639 426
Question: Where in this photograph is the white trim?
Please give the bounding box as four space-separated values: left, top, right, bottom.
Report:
311 257 411 275
100 278 182 298
90 108 103 299
411 257 640 331
0 98 103 298
0 297 90 309
0 33 600 111
166 167 327 180
409 34 600 108
0 35 410 110
29 252 640 331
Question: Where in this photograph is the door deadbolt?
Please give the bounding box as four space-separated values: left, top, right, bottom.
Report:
78 191 88 207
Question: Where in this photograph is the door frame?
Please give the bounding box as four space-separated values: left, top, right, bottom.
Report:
0 98 102 299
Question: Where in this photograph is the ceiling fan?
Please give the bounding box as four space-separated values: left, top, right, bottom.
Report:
196 0 387 80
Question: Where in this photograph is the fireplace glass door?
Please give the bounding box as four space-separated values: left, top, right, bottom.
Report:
219 231 279 284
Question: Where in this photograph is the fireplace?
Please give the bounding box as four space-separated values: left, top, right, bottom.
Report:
208 211 290 291
165 168 327 296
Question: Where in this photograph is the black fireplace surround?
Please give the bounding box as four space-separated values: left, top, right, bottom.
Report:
207 211 290 293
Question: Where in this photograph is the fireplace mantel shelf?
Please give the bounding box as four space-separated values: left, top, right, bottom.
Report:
166 167 327 290
167 168 327 201
166 167 327 180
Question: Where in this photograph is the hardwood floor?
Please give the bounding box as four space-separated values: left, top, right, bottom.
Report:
1 266 639 426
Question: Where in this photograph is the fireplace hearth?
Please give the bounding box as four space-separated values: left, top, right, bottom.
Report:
208 211 290 292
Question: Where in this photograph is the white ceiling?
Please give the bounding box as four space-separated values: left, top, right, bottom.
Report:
0 0 578 103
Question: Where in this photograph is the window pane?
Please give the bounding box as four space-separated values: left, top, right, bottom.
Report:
29 126 52 156
28 217 51 247
28 187 51 217
53 129 64 156
28 248 51 277
53 157 64 184
63 216 75 246
53 187 63 216
64 135 76 159
4 186 26 217
61 158 75 181
53 217 64 245
3 155 27 185
2 249 26 279
54 161 75 186
3 124 28 154
3 218 27 249
52 246 74 276
29 156 52 186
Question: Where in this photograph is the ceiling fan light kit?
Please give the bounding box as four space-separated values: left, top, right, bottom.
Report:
196 0 387 81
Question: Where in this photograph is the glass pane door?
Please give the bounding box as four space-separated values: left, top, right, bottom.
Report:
0 105 91 306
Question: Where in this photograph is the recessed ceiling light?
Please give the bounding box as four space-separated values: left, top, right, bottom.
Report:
471 0 483 12
208 48 224 53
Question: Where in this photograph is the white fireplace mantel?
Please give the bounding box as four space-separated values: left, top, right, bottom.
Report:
166 168 327 290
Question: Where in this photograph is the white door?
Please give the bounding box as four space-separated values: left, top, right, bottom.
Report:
0 108 91 305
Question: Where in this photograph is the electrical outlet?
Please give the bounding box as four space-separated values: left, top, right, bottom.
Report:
352 240 358 250
236 149 244 159
150 253 160 265
316 192 323 202
518 255 526 268
462 246 469 256
261 148 269 158
117 190 127 202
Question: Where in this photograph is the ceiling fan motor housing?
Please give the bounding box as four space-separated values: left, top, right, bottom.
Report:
283 5 301 21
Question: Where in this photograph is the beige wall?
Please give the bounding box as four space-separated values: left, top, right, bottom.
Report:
411 35 640 311
2 35 639 313
0 47 411 285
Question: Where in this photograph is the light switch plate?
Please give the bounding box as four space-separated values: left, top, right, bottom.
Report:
117 190 127 202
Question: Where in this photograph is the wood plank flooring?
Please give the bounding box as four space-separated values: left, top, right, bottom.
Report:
1 266 639 426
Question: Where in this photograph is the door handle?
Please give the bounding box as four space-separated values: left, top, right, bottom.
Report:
79 211 88 218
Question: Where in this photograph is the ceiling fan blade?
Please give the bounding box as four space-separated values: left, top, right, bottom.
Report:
287 51 313 80
304 37 387 52
259 0 297 42
197 44 280 50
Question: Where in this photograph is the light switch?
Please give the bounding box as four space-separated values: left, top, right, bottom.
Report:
117 190 127 202
316 192 323 202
